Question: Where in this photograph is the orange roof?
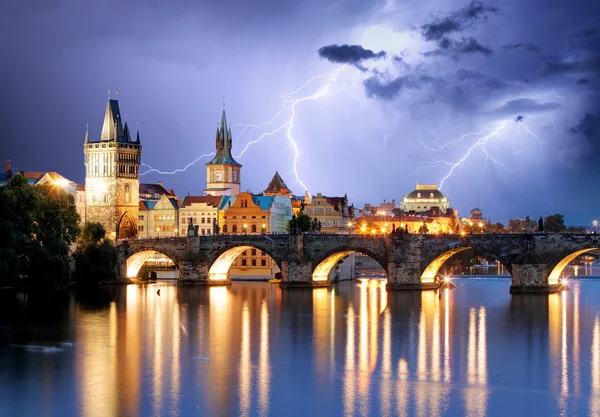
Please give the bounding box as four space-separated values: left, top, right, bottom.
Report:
180 195 222 208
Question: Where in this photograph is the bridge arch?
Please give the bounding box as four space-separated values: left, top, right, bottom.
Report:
208 244 282 281
312 247 388 282
548 247 599 285
420 245 511 283
125 249 179 278
117 211 137 240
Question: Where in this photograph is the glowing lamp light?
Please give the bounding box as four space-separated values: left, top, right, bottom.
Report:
54 179 69 189
460 231 466 236
371 229 376 235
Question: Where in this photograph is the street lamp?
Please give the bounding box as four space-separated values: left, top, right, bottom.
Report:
594 220 598 234
347 221 354 234
479 222 484 233
261 223 267 234
468 220 473 234
243 223 248 235
157 227 160 238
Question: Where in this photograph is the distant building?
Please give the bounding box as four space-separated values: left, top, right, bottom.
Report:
178 195 222 236
204 110 242 196
303 193 355 233
84 97 141 239
363 199 396 216
262 171 304 215
400 183 451 214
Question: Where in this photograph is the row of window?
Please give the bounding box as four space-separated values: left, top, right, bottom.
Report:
180 229 213 235
222 224 267 233
223 215 267 219
235 259 267 267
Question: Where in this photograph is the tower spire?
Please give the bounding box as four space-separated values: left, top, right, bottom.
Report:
84 122 89 143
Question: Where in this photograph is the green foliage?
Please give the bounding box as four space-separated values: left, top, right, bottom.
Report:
544 214 566 233
296 212 313 232
74 222 117 287
0 175 81 288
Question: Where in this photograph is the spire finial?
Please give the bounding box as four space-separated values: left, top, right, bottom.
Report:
223 97 226 110
86 121 89 133
116 86 119 98
108 86 110 100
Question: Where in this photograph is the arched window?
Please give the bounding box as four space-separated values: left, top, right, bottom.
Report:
232 225 238 233
223 225 228 233
125 184 131 203
251 224 257 233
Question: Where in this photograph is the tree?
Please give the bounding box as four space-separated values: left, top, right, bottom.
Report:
75 222 118 287
0 175 81 288
296 212 313 232
544 214 566 233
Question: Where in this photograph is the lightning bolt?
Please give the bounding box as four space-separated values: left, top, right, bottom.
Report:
140 153 215 175
141 69 343 195
420 122 509 189
233 68 343 193
517 121 544 147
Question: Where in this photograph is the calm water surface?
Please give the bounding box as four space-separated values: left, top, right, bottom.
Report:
0 278 599 417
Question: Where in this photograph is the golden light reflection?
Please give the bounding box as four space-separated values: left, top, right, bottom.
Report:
79 302 118 417
152 292 163 417
343 305 356 417
396 359 409 417
590 314 600 416
258 300 270 417
313 288 329 366
573 285 580 393
126 250 166 278
444 288 451 382
171 303 181 414
463 307 488 417
239 302 251 417
380 309 392 417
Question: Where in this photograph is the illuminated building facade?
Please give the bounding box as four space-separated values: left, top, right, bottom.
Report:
178 195 222 236
204 110 242 196
303 193 355 233
401 183 451 213
138 194 180 238
84 97 141 239
218 192 292 279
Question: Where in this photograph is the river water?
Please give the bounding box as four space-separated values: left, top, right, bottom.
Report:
0 278 599 417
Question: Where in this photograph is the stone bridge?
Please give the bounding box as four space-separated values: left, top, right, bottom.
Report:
116 232 600 293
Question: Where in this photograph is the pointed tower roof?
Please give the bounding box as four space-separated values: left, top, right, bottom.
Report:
123 122 131 142
264 171 291 194
84 123 89 143
100 99 126 142
136 128 141 144
206 109 242 166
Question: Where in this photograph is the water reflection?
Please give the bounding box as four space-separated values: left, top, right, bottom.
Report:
3 279 600 417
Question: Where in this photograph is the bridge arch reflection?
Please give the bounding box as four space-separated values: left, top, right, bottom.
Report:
548 247 599 284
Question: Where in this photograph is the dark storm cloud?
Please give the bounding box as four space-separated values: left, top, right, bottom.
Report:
363 75 421 100
486 98 562 117
455 68 486 80
318 44 386 70
424 36 492 57
568 27 599 41
420 1 499 41
576 78 591 84
541 54 600 76
502 43 540 53
571 112 600 137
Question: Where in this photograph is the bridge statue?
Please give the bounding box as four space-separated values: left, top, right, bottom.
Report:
116 232 599 294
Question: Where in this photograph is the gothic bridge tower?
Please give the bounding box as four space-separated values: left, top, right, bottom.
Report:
204 109 242 196
84 96 141 239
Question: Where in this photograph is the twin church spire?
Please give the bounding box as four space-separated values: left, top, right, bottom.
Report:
86 96 140 144
206 109 241 166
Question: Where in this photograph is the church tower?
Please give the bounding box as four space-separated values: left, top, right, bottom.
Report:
84 96 141 239
204 109 242 196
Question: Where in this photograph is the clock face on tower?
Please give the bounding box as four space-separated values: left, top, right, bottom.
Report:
233 171 238 182
215 171 224 182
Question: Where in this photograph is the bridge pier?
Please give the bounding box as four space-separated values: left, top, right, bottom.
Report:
279 259 331 288
178 259 231 286
386 262 439 291
510 263 562 293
